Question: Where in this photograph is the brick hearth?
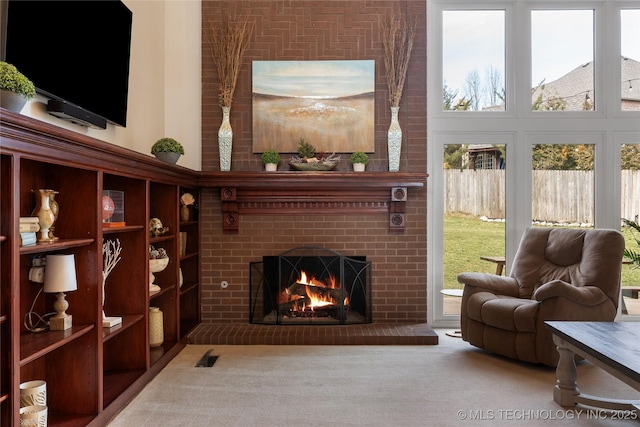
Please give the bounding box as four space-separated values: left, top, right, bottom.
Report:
187 323 438 345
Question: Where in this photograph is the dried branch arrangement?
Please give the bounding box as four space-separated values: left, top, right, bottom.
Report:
207 16 253 107
380 13 417 107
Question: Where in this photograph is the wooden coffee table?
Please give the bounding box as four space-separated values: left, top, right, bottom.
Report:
545 321 640 410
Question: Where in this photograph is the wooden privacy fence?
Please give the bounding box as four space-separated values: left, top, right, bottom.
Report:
444 169 640 223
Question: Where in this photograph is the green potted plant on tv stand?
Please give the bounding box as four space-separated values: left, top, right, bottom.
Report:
151 137 185 164
0 61 36 113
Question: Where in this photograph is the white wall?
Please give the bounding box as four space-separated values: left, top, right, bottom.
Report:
18 0 202 171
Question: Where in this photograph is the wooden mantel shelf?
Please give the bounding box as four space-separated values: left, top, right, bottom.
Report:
198 171 428 234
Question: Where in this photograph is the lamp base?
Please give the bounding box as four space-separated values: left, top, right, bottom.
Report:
49 314 72 331
103 316 122 328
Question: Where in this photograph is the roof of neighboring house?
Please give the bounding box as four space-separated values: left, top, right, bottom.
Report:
531 56 640 110
484 56 640 111
467 144 500 152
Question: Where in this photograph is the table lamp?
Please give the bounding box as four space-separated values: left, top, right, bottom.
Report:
44 254 78 330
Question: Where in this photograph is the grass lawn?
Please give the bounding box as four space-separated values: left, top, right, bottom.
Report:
443 213 640 290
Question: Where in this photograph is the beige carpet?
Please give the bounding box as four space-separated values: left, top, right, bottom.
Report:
107 330 640 426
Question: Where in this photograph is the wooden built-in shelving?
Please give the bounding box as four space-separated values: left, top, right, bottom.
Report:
0 108 201 427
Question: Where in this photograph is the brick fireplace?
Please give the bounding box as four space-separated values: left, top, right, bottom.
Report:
250 246 372 325
197 1 429 333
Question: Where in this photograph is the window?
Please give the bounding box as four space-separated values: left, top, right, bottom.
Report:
621 9 640 111
531 10 594 111
428 1 640 328
442 10 505 111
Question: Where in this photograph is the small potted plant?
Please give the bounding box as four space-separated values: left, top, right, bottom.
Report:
0 61 36 113
151 137 184 164
261 149 281 172
350 152 369 172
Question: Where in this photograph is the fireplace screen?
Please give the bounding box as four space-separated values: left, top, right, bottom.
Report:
250 247 372 324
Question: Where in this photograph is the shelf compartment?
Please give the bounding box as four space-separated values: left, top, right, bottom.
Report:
149 284 176 301
103 368 146 408
20 238 94 255
102 314 144 342
149 340 177 367
180 281 198 296
102 225 145 234
20 324 94 366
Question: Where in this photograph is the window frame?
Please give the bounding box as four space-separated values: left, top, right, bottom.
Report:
427 0 640 328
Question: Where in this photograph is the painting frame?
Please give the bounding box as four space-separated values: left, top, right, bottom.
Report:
252 60 375 154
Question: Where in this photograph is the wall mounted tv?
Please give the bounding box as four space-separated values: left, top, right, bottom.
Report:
2 0 132 129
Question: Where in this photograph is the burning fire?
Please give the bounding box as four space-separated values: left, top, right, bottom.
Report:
282 270 349 313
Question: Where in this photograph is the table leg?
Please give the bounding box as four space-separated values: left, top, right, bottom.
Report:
552 335 580 406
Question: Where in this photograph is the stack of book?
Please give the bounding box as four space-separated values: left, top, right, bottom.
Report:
20 217 39 246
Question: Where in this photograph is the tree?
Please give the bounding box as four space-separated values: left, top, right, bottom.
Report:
464 70 482 111
485 65 505 106
443 84 471 111
621 145 640 170
532 144 593 170
443 144 467 169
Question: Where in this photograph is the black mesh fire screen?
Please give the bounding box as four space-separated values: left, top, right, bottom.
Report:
250 246 372 324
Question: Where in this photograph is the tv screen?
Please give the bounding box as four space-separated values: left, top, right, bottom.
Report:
3 0 132 127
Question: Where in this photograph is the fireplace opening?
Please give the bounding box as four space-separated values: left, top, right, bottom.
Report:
250 247 372 324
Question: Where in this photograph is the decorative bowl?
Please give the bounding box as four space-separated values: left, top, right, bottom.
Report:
149 258 169 273
289 161 338 171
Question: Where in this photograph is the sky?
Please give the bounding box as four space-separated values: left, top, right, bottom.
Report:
252 60 375 98
442 8 640 97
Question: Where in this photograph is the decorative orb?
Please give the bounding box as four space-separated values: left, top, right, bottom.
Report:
102 196 115 220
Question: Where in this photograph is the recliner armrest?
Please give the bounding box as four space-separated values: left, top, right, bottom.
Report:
457 272 519 296
533 280 609 305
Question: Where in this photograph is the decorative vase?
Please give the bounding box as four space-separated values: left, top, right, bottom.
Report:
149 306 164 347
19 404 47 427
218 106 233 171
180 204 189 222
32 189 56 242
388 106 402 172
353 163 366 172
0 90 28 113
265 163 277 172
48 190 59 240
154 152 181 164
19 380 46 408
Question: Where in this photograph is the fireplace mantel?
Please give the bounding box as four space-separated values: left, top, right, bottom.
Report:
198 171 428 233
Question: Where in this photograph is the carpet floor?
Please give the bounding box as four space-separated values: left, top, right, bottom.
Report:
107 330 640 426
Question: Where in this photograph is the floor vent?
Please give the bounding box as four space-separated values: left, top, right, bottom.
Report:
195 349 218 367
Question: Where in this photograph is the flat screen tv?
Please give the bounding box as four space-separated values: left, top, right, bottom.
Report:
1 0 132 128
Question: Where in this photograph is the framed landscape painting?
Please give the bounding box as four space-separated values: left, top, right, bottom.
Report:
252 60 375 154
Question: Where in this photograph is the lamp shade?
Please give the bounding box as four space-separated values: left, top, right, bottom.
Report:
44 254 78 293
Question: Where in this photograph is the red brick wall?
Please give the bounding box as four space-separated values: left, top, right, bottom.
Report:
200 0 427 324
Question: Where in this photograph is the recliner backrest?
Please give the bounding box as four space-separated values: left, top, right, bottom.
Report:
509 227 624 304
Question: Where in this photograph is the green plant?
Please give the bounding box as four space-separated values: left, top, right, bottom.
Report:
622 218 640 267
350 152 369 165
0 61 36 99
151 137 184 155
297 138 316 158
261 149 280 164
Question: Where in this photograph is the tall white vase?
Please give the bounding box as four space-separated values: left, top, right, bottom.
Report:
388 106 402 172
218 106 233 171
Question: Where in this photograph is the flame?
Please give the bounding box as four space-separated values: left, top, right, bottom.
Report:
284 270 348 312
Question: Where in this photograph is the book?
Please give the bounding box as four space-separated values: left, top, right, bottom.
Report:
20 217 39 223
20 232 37 246
103 316 123 328
19 222 40 233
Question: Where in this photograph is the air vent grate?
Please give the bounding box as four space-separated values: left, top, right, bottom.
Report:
195 349 218 367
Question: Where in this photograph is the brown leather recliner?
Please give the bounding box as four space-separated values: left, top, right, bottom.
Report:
458 227 624 367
